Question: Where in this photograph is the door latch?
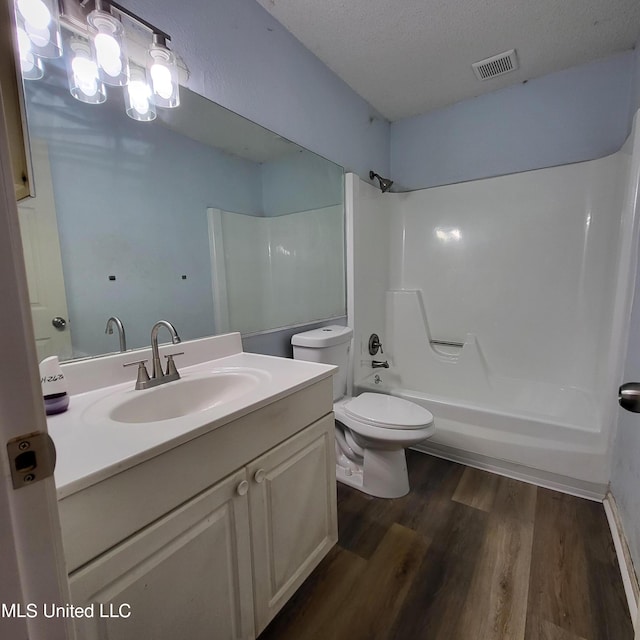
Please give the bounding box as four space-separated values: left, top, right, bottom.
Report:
6 432 56 489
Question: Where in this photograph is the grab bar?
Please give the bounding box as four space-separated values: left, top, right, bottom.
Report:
430 339 464 348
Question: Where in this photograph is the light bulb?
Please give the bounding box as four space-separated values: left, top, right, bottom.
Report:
128 80 150 115
125 64 156 121
67 36 106 104
17 26 32 56
150 63 172 100
25 21 49 48
94 32 122 78
16 0 50 31
15 0 61 58
147 41 179 108
17 25 43 79
87 10 129 86
22 53 35 72
72 56 99 97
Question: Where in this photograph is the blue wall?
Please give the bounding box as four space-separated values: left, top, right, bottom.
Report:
120 0 390 180
114 1 636 192
261 151 343 216
391 52 636 190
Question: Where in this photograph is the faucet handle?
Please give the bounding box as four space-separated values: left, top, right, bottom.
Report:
123 360 151 390
368 334 383 355
164 352 184 376
123 359 148 368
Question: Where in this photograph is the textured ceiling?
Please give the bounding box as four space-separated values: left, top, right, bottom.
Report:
256 0 640 121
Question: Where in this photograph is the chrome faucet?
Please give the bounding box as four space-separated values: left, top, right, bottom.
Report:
123 320 183 390
150 320 182 380
372 360 389 369
105 316 127 352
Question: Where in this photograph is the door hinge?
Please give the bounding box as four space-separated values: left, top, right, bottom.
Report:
6 431 57 489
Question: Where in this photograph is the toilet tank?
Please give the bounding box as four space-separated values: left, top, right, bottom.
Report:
291 325 353 401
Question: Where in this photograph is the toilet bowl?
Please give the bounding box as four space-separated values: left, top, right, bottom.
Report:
333 393 434 498
291 325 435 499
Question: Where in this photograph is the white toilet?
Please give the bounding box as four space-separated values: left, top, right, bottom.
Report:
291 325 435 498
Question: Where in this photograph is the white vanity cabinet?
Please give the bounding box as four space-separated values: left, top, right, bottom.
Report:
69 468 256 640
66 391 337 640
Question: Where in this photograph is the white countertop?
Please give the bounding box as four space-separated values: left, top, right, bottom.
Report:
49 334 335 499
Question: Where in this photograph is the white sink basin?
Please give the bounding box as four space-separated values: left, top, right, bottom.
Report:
87 368 270 425
50 336 338 498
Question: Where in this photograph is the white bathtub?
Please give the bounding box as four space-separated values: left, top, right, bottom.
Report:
356 370 609 499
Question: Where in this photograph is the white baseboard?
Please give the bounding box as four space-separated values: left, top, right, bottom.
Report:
604 493 639 627
412 442 607 501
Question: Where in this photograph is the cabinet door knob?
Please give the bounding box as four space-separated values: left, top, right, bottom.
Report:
236 480 249 496
254 469 266 484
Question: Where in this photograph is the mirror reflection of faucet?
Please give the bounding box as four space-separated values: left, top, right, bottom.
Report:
123 320 183 390
105 316 127 352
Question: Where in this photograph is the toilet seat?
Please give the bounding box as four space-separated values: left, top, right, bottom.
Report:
334 393 435 445
336 413 435 444
343 393 433 430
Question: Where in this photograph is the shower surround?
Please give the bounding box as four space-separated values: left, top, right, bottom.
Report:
348 114 640 498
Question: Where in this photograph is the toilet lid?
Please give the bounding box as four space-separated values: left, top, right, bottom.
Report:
343 393 433 430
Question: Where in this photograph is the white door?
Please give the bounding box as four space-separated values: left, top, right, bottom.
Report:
0 90 72 639
17 138 72 361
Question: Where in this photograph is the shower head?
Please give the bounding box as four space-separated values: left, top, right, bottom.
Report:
369 170 394 193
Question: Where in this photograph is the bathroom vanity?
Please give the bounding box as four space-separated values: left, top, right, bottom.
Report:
49 333 337 639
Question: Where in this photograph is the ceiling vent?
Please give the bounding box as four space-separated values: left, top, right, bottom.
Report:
472 49 518 81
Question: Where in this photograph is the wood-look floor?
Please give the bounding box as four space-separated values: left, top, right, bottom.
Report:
260 451 633 640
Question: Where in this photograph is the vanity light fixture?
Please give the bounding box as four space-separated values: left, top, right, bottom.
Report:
16 24 45 79
66 34 106 103
87 0 129 87
12 0 183 122
14 0 62 60
148 34 179 109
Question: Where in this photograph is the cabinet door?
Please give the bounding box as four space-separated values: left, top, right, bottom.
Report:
248 414 337 633
70 469 255 640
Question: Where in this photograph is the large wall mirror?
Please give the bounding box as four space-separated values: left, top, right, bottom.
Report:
18 66 345 361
